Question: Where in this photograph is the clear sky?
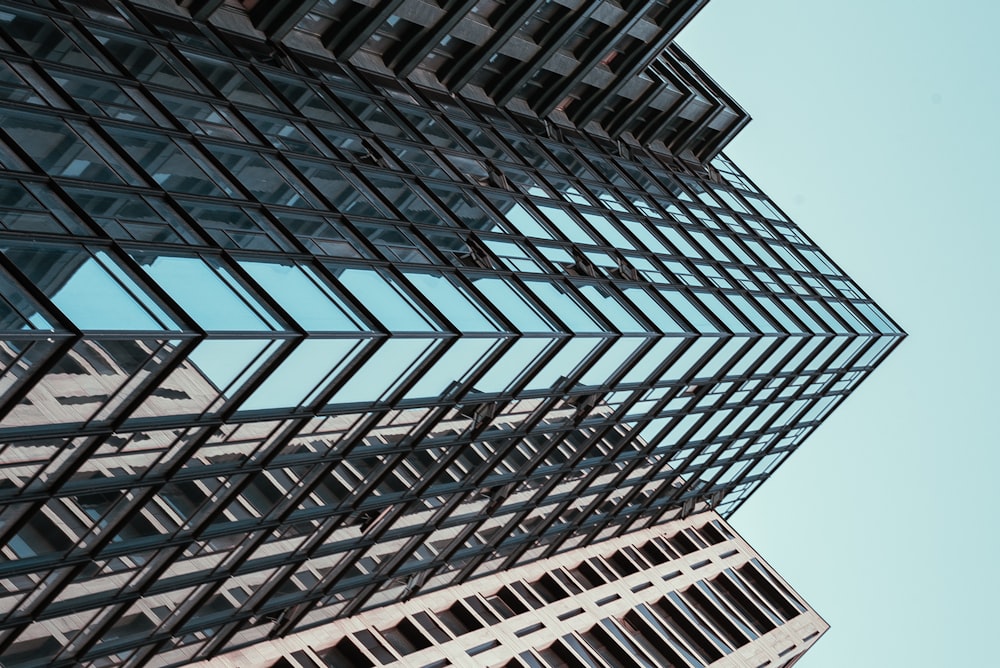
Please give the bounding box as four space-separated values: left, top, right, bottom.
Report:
680 1 1000 665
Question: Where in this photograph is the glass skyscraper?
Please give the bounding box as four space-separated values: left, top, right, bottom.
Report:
0 0 903 666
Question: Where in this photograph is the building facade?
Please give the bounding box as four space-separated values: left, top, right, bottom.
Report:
0 0 902 666
193 510 828 668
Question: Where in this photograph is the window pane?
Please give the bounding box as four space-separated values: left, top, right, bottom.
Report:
133 254 279 332
3 244 177 331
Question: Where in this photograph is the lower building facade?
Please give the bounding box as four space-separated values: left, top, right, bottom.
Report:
193 510 826 668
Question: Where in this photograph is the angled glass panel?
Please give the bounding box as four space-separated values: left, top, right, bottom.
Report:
328 265 438 332
658 225 702 257
3 244 178 331
244 110 326 156
402 337 504 401
132 253 280 332
698 293 751 334
622 288 685 333
536 204 595 244
659 337 719 382
854 302 899 335
522 279 603 333
401 270 500 333
182 51 279 110
130 338 280 420
325 338 438 406
92 28 202 91
467 276 555 333
176 200 292 252
288 158 385 217
0 269 57 332
778 297 824 333
491 198 555 240
576 284 645 333
752 296 803 334
658 289 715 334
475 337 554 394
272 212 366 259
3 338 177 428
619 337 686 385
522 336 604 392
578 337 647 387
155 92 251 141
581 212 635 249
0 9 107 71
726 294 778 334
241 338 367 412
0 178 89 236
424 183 499 231
621 218 671 254
64 187 200 245
106 128 233 196
0 338 70 418
0 111 134 184
206 144 318 208
51 71 161 125
828 301 874 334
239 260 366 332
362 172 448 225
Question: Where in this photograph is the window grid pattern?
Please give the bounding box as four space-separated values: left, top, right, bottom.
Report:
0 3 901 667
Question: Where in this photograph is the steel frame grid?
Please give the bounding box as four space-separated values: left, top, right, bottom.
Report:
0 1 903 665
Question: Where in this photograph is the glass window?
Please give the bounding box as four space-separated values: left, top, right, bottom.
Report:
155 92 251 141
0 9 108 71
240 338 367 411
268 72 347 124
243 111 325 156
65 187 198 245
467 277 555 333
576 284 645 333
52 72 162 125
325 338 439 405
0 111 135 184
577 337 646 386
239 260 366 332
522 279 602 333
536 204 595 244
425 183 500 232
207 144 318 208
106 127 233 196
272 212 366 258
698 293 751 334
402 338 503 400
328 265 438 332
182 52 279 110
175 200 291 252
402 271 500 333
622 287 684 333
522 337 603 392
131 338 281 419
0 179 90 236
658 289 715 333
3 244 178 331
91 29 201 91
288 159 385 217
336 90 412 139
487 197 554 239
619 337 686 384
581 212 635 249
133 253 281 332
475 337 553 394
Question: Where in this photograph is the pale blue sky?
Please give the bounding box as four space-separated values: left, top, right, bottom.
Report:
681 1 1000 665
